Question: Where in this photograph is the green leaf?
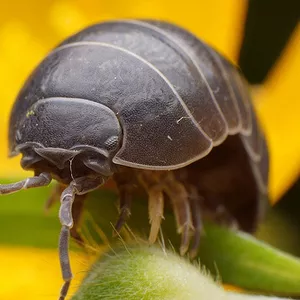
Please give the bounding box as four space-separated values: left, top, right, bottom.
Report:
198 223 300 295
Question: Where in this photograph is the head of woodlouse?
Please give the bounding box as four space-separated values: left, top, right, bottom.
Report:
11 97 122 184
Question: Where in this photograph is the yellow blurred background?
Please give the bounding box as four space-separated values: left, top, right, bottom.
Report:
0 1 299 299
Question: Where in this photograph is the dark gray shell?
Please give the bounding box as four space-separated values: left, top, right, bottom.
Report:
9 19 269 195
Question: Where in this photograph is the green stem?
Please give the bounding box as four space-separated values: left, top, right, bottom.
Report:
71 245 291 300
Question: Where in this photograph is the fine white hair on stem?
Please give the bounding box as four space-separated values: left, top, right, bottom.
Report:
71 241 293 300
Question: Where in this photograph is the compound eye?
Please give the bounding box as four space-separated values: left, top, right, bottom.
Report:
104 135 120 152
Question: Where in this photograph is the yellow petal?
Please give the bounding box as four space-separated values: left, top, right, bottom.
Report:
255 24 300 202
0 246 90 300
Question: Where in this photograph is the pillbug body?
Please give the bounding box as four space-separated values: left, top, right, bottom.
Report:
0 20 269 299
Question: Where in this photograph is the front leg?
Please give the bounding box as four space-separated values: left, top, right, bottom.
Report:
44 183 86 246
58 184 76 300
57 176 103 300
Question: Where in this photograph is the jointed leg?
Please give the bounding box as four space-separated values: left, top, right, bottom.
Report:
59 225 72 300
137 172 165 244
114 168 205 257
162 174 194 256
187 186 203 258
114 184 133 234
58 177 103 300
45 185 86 246
0 172 51 194
113 172 138 234
147 188 164 244
58 183 76 300
137 170 204 256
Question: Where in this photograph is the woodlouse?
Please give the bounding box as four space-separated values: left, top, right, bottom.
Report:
0 19 269 300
